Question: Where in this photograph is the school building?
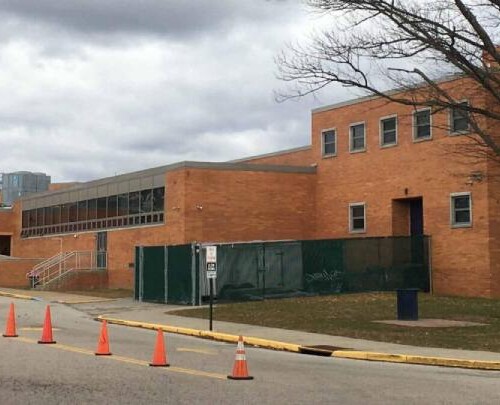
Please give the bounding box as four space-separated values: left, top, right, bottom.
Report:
0 71 498 298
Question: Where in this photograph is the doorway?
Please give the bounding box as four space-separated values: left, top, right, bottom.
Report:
409 198 424 236
0 235 11 256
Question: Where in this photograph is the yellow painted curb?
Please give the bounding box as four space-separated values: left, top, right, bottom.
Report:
97 316 500 371
0 290 37 301
333 350 500 370
97 315 302 353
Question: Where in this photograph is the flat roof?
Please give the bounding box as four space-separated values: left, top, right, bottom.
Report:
312 73 464 114
230 145 311 163
21 160 316 204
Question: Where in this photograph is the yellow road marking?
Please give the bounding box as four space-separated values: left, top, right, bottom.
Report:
177 348 217 355
13 337 226 380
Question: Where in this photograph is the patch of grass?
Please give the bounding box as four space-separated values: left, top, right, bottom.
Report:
169 293 500 352
63 289 133 299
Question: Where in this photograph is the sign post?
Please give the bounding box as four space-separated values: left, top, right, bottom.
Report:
205 246 217 331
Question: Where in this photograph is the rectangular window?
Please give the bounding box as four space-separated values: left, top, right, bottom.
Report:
152 187 165 212
349 202 366 233
450 101 469 134
321 129 336 156
350 123 365 152
413 109 431 140
451 192 472 227
380 116 397 146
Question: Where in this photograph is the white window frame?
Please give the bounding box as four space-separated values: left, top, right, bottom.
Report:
412 108 432 142
349 122 366 153
449 100 470 135
450 192 472 228
321 128 337 157
379 115 398 148
349 202 366 233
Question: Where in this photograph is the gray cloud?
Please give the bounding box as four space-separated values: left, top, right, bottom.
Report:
0 1 349 183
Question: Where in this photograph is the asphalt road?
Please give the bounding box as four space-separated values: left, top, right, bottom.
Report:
1 297 500 404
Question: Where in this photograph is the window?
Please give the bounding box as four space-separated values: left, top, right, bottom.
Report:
413 109 431 140
450 101 469 134
380 116 397 146
451 192 472 227
321 129 336 156
349 203 366 233
350 123 366 152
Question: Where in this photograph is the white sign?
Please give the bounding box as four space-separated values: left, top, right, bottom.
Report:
206 246 217 263
206 257 217 279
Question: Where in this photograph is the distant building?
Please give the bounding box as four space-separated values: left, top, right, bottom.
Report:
0 172 51 206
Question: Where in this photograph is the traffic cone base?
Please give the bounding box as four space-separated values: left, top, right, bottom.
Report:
38 305 56 344
227 336 253 380
149 329 169 367
3 303 18 338
95 320 112 356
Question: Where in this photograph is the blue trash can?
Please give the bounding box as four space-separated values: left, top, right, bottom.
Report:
396 288 419 320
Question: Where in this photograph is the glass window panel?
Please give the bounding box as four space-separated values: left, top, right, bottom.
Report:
61 204 69 224
352 206 364 218
29 209 37 228
88 199 97 220
352 218 365 230
118 193 128 216
415 110 431 139
455 210 470 224
381 117 397 145
44 207 53 226
22 211 29 228
129 192 140 215
140 189 153 213
52 206 61 225
96 197 107 219
69 202 78 223
36 208 44 227
452 103 469 133
107 195 118 218
322 130 336 155
454 196 470 210
153 188 164 212
350 124 365 151
77 200 87 222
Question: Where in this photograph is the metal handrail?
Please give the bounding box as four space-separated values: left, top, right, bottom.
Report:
27 251 106 288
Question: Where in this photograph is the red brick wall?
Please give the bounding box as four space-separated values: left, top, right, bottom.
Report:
45 270 108 291
241 147 314 166
0 258 42 287
311 77 492 297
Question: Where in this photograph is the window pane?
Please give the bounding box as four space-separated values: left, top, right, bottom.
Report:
61 204 69 224
118 193 128 216
415 110 431 139
324 142 335 155
452 102 469 132
22 211 29 228
454 196 470 210
52 206 61 225
129 192 140 215
69 203 78 223
153 188 165 212
352 218 365 230
323 130 336 155
107 195 118 218
140 189 153 213
382 118 397 145
352 206 364 218
44 207 53 226
77 200 87 222
455 210 470 224
96 197 107 219
382 118 396 132
88 199 97 220
323 130 335 143
351 124 365 150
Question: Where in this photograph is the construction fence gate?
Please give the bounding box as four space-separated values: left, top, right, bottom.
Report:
135 236 430 305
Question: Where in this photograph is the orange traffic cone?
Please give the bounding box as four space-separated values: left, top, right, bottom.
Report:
149 329 169 367
3 303 18 338
95 320 112 355
227 336 253 380
38 305 56 344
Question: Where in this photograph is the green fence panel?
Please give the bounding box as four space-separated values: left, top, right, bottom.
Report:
167 244 194 305
141 246 165 303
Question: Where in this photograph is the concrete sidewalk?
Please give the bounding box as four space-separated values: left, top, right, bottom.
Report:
3 288 500 370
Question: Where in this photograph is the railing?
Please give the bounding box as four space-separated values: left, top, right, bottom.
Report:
26 251 107 288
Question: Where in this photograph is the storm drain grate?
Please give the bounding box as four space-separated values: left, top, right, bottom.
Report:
298 345 351 356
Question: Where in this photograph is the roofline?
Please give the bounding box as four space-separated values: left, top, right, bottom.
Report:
312 72 465 114
229 145 311 163
20 160 316 202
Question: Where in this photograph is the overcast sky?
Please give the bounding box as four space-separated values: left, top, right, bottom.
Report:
0 0 351 182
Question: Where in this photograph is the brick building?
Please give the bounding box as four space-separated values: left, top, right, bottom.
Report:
0 72 498 298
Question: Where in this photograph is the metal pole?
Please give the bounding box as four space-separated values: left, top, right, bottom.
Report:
209 278 214 331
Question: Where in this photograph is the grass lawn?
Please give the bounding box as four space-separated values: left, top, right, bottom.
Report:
169 293 500 352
